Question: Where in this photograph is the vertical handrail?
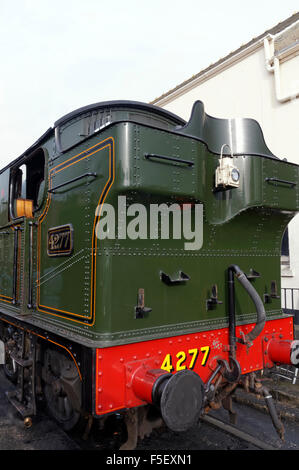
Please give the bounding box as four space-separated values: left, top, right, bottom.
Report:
27 222 34 309
12 226 20 304
228 266 236 360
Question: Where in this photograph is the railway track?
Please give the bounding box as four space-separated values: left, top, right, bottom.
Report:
200 415 277 450
72 409 282 451
1 367 299 451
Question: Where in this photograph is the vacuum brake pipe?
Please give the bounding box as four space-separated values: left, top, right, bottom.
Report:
228 264 299 368
228 265 285 440
228 265 266 358
262 386 285 440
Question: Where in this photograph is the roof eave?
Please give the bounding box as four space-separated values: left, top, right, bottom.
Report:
151 12 299 106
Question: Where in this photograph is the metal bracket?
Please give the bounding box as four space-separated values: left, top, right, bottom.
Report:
160 271 190 286
135 288 152 319
217 358 241 384
264 280 280 303
270 280 280 299
246 268 260 280
206 284 223 310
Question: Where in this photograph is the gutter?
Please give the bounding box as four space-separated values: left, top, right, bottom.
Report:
154 20 299 107
154 40 263 107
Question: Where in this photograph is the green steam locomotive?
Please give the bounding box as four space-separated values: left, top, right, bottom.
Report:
0 99 298 448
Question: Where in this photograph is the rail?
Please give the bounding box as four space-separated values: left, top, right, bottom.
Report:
273 365 298 385
201 415 277 450
281 287 299 312
278 287 299 384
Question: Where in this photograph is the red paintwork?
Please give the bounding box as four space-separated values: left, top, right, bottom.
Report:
131 367 170 403
95 316 294 416
267 338 298 366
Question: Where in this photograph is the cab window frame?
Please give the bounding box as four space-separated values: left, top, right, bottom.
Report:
9 148 46 220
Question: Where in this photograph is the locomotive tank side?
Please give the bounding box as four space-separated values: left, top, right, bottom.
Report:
90 108 299 346
92 101 299 444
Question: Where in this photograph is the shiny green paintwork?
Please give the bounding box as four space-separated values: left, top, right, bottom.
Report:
0 101 298 347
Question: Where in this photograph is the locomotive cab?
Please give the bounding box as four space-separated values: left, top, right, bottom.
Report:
9 148 46 219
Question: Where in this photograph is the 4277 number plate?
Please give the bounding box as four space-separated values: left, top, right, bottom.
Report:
47 224 73 257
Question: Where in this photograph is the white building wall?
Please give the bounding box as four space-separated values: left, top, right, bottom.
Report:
155 31 299 304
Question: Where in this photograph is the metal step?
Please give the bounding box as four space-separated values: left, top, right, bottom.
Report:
9 352 33 368
5 391 34 418
5 331 37 420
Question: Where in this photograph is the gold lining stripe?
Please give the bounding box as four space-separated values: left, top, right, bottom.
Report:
36 137 115 326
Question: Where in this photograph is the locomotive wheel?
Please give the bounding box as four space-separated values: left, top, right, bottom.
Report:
42 348 82 431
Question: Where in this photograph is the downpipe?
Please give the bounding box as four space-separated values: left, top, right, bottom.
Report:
263 35 299 103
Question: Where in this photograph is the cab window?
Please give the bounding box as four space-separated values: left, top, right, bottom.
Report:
10 148 45 219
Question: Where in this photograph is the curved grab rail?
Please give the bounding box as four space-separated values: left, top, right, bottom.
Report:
228 265 266 356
